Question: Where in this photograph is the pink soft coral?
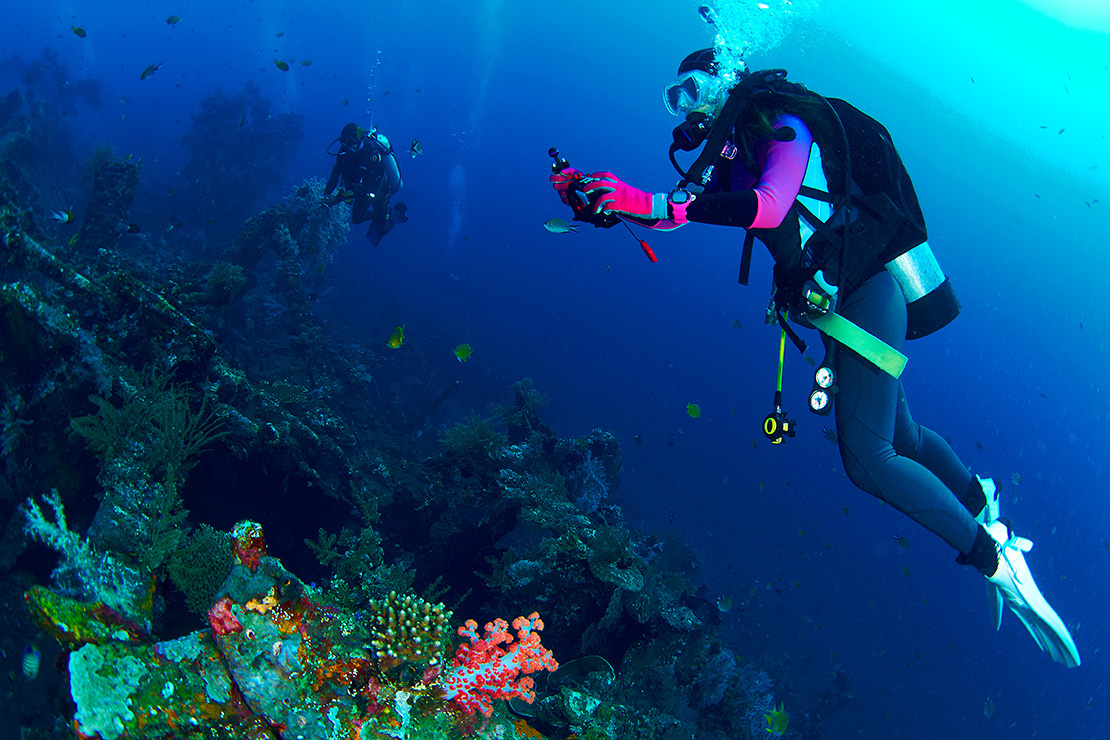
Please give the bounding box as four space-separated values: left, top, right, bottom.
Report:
440 612 559 716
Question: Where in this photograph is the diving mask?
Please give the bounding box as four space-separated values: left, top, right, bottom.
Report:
663 70 727 117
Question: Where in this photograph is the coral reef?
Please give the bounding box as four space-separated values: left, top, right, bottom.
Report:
0 77 835 739
27 521 557 739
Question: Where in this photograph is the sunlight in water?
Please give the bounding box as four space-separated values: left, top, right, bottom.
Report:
1018 0 1110 33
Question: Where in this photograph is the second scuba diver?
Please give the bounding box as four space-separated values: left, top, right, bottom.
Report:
325 122 408 246
550 47 1080 667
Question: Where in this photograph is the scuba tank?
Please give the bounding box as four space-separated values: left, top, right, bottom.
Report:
884 242 960 339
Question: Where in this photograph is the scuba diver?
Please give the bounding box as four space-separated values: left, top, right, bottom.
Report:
550 48 1080 667
324 122 408 245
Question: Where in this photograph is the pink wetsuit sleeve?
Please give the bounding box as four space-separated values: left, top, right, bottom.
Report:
749 114 814 229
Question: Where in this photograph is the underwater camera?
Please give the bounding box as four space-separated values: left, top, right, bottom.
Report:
548 147 621 228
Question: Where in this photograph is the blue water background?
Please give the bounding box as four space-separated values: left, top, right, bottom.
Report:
3 0 1108 737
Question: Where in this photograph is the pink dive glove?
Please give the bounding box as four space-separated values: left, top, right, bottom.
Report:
581 172 667 220
550 168 582 205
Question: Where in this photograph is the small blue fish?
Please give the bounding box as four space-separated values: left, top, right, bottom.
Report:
22 644 40 680
140 62 164 81
543 218 578 234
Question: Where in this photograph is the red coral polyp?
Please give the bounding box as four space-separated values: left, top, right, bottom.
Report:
208 597 243 636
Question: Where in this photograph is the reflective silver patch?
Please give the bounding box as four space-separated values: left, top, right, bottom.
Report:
886 242 945 302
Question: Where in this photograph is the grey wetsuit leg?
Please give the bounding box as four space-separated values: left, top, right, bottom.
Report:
833 271 979 554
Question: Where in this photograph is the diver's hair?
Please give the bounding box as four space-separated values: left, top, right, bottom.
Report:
741 82 831 141
339 122 360 146
739 84 844 185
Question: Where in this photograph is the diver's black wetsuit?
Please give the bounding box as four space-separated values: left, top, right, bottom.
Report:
688 100 987 559
325 131 404 245
834 271 979 553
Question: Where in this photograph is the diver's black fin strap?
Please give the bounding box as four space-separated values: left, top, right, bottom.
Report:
738 231 755 285
777 311 807 354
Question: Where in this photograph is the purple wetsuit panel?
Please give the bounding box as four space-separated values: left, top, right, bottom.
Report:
686 113 813 229
746 114 814 229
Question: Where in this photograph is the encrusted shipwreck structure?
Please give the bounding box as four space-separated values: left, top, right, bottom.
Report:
0 84 848 740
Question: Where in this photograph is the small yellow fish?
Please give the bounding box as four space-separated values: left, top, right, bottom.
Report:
543 217 578 234
765 702 788 735
902 565 911 578
341 98 349 106
50 208 74 224
118 96 131 104
453 343 472 362
822 427 838 444
731 319 743 329
804 355 816 366
386 325 404 349
140 62 163 80
166 15 181 25
1011 472 1022 486
842 506 850 515
300 59 312 67
715 596 732 613
72 26 87 38
686 403 701 419
893 534 910 549
274 60 290 71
